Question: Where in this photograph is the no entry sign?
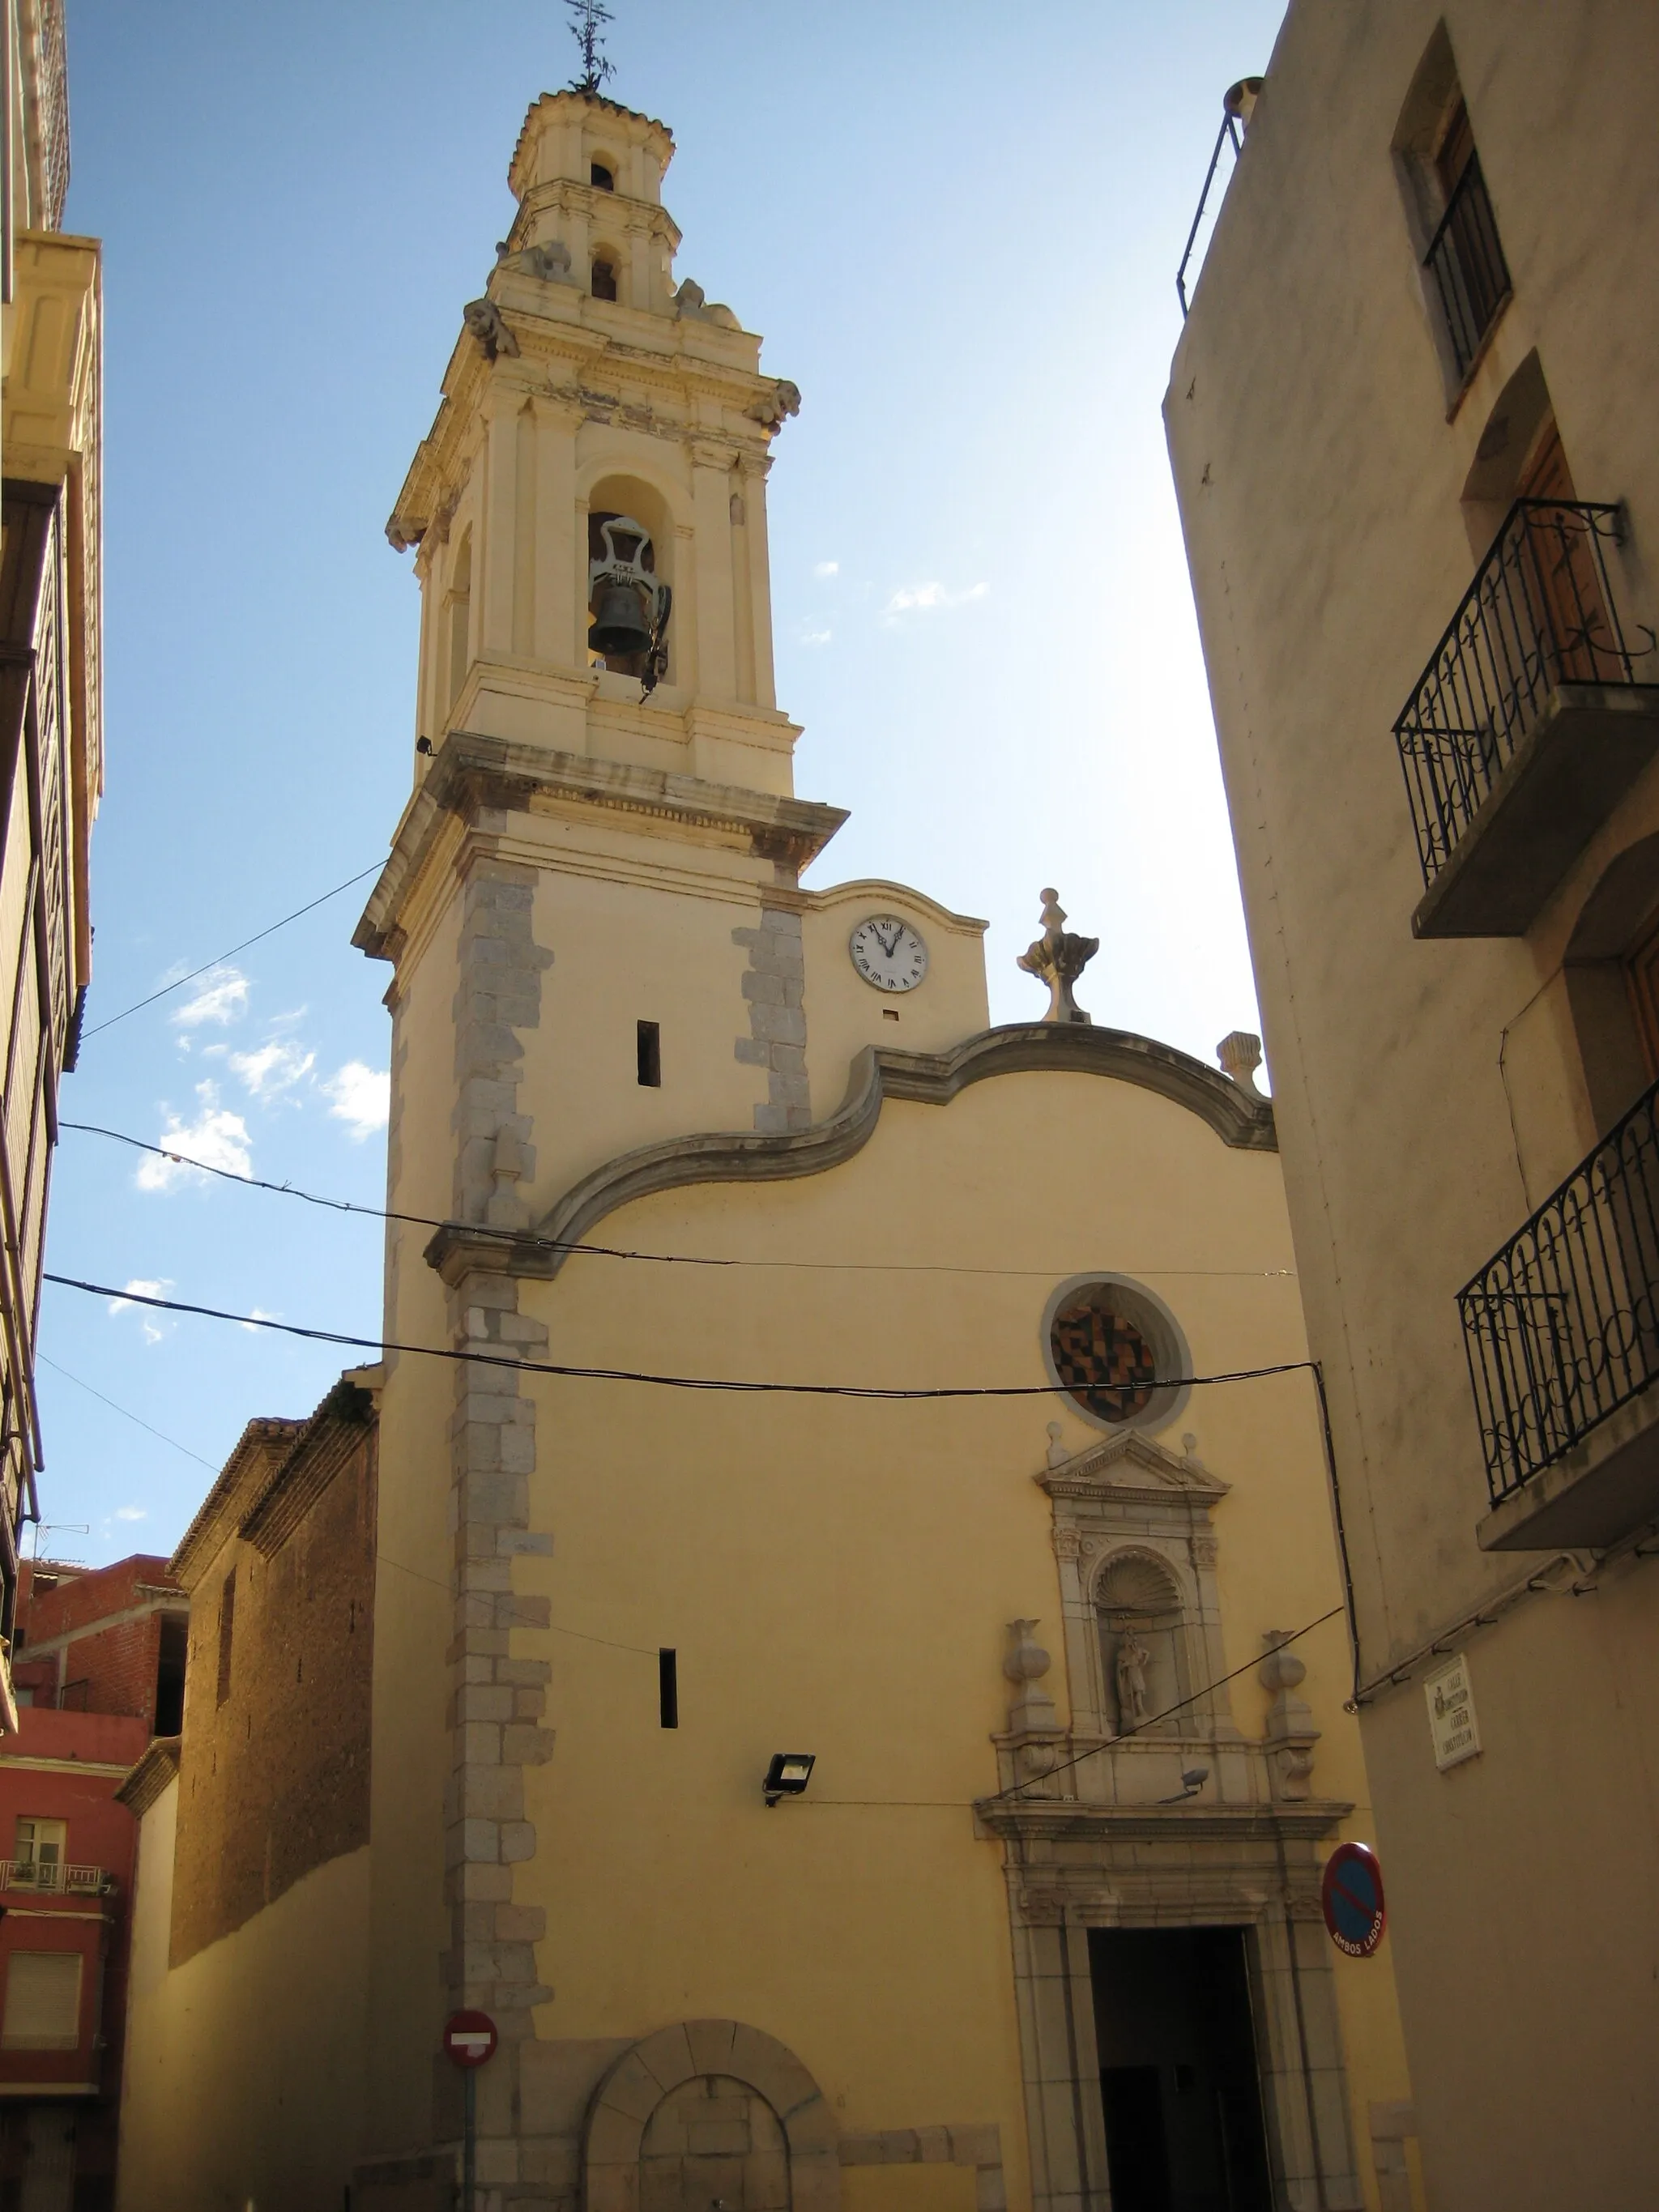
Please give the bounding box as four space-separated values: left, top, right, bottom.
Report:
1321 1841 1386 1958
443 2010 498 2069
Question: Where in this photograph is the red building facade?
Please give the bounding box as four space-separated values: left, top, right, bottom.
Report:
0 1559 182 2209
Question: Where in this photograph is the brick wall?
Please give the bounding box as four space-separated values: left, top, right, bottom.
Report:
12 1556 184 1723
169 1384 377 1966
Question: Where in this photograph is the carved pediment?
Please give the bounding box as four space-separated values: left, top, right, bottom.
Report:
1036 1427 1230 1501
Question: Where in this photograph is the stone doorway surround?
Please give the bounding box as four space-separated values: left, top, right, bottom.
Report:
973 1798 1364 2212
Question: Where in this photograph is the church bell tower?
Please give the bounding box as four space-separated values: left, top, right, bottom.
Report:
387 88 808 796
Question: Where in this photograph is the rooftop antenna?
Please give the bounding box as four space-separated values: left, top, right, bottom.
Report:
565 0 616 96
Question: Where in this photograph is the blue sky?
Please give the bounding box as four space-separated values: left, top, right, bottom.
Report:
42 0 1288 1562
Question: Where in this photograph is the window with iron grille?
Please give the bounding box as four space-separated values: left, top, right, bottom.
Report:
1392 32 1512 408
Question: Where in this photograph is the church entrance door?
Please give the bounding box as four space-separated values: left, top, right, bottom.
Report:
1089 1927 1273 2212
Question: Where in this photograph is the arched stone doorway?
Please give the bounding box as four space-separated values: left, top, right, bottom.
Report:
583 2021 840 2212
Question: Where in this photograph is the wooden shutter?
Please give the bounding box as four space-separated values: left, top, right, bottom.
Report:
2 1950 82 2047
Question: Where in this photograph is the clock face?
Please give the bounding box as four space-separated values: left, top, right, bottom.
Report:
850 914 928 994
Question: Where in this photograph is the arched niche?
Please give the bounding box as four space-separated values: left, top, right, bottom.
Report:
583 2019 840 2212
582 470 680 684
1564 832 1659 1135
1094 1546 1192 1735
1461 350 1556 556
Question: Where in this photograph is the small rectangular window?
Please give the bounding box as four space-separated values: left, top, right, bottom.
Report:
637 1021 662 1088
659 1648 678 1729
2 1951 83 2048
216 1568 236 1707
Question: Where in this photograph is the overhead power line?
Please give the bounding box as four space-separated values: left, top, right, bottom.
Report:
79 862 384 1042
59 1123 1296 1284
45 1271 1317 1403
37 1352 220 1471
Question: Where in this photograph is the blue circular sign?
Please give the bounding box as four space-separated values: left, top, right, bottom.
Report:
1322 1841 1386 1958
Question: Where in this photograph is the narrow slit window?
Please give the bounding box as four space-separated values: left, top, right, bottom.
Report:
637 1021 661 1088
659 1648 678 1729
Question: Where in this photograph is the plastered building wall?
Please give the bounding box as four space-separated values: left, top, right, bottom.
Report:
1166 2 1659 2203
118 1777 371 2212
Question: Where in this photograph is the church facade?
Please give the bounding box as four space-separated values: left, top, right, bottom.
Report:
117 87 1420 2212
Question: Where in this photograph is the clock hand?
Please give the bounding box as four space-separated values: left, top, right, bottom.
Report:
877 923 902 958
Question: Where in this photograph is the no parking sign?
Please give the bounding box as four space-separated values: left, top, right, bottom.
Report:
1321 1841 1386 1958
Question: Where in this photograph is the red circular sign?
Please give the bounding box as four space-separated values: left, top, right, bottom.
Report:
1321 1841 1386 1958
443 2010 498 2069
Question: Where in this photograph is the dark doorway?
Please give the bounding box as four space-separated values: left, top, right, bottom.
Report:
1090 1926 1273 2212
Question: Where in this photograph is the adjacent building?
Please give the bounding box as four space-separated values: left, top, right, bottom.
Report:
117 83 1426 2212
0 1556 182 2210
1166 3 1659 2205
0 0 104 1713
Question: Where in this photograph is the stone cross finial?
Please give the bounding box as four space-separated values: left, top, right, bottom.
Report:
1017 889 1098 1026
1217 1029 1265 1097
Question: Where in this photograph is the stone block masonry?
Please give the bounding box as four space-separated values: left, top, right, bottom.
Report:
441 855 561 2198
733 902 811 1131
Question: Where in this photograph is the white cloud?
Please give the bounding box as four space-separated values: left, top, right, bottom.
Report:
812 560 839 578
228 1039 315 1097
170 965 249 1028
323 1061 390 1140
108 1278 173 1345
883 580 990 618
114 1507 147 1522
135 1084 254 1191
241 1306 281 1334
800 627 833 647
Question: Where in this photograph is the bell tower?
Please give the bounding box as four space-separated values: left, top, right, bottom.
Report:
386 87 805 797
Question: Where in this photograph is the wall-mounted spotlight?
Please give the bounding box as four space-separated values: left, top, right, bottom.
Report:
1158 1766 1210 1805
762 1753 815 1807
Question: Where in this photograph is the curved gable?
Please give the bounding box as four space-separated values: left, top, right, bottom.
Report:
429 1021 1273 1285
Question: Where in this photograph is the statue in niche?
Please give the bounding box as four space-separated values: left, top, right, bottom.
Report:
1115 1630 1151 1728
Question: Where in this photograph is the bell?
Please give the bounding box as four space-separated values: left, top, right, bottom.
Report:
589 582 652 660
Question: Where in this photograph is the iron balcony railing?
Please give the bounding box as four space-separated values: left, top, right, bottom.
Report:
1424 154 1510 385
1394 499 1647 889
1461 1076 1659 1504
0 1860 109 1895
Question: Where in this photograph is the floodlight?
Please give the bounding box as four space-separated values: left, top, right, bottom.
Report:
762 1753 815 1807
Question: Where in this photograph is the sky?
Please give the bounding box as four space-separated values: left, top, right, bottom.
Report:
41 0 1289 1564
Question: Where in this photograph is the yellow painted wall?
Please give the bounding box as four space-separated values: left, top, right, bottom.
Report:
478 1072 1409 2206
118 1779 369 2212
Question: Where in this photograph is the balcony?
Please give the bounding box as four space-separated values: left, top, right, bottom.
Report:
1463 1076 1659 1549
0 1862 110 1897
1396 500 1659 938
1423 155 1511 389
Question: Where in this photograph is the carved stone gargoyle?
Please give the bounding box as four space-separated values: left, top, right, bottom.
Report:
462 297 520 363
1017 889 1098 1025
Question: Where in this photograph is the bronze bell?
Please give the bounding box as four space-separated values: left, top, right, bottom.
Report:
589 581 652 660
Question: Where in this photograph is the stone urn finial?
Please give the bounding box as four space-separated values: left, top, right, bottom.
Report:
1217 1030 1265 1097
1017 889 1098 1026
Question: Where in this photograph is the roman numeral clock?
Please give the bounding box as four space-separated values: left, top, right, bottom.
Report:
850 914 928 994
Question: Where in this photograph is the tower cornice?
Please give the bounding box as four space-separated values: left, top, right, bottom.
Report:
353 730 845 965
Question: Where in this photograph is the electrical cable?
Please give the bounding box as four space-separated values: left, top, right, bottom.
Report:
45 1270 1318 1403
77 863 384 1042
981 1604 1345 1804
36 1352 220 1471
372 1549 659 1656
59 1122 1297 1283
